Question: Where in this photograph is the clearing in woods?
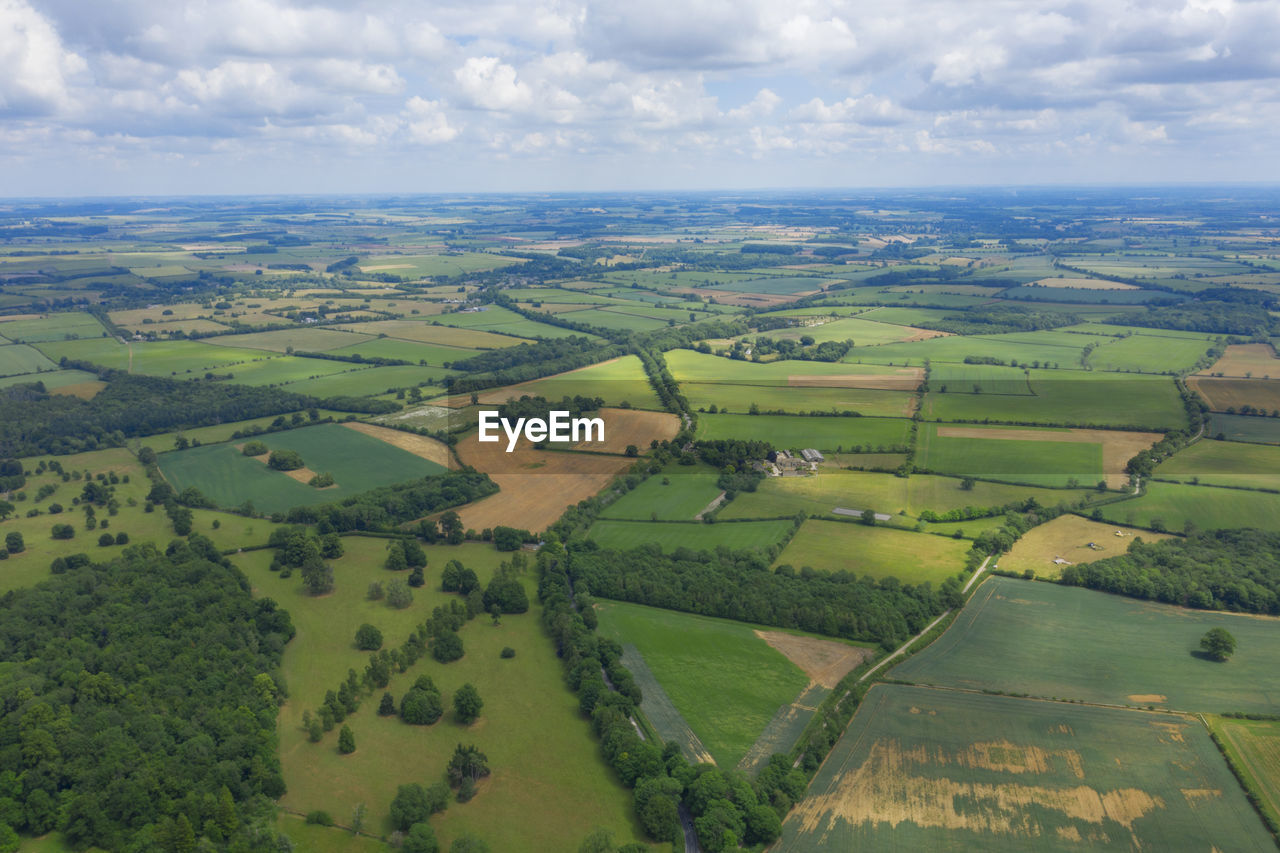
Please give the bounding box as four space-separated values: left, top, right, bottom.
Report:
778 683 1273 852
891 576 1280 713
998 515 1174 579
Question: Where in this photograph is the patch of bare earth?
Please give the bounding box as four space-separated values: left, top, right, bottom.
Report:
935 425 1162 489
788 369 923 391
49 381 107 400
342 421 453 467
1128 694 1168 704
754 631 872 688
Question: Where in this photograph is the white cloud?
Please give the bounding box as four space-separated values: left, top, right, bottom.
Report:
0 0 84 115
404 96 459 143
453 56 533 111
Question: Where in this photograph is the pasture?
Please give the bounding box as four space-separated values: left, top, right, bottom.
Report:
928 363 1032 395
999 515 1173 579
433 306 592 340
774 520 968 584
0 343 58 376
694 413 912 450
668 348 921 390
0 312 105 342
843 331 1089 369
917 423 1148 488
893 576 1280 712
561 308 671 332
356 251 521 277
1206 715 1280 828
157 424 447 514
757 315 942 346
594 600 811 767
925 371 1187 430
681 382 918 417
328 338 479 365
599 464 724 521
281 364 450 397
0 368 98 391
467 355 663 410
720 470 1094 521
1084 334 1212 374
1200 343 1280 378
1097 481 1280 533
1208 412 1280 444
1155 438 1280 491
333 319 532 349
203 327 372 353
1187 376 1280 414
585 519 794 552
781 684 1273 852
237 540 646 850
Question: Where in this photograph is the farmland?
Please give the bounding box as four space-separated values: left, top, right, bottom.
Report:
1205 715 1280 828
893 576 1280 712
594 600 812 767
918 424 1103 487
157 424 447 514
1207 412 1280 444
467 355 664 410
774 520 969 584
781 684 1273 852
586 519 794 552
1155 438 1280 491
1097 481 1280 533
695 413 911 450
998 514 1174 579
1201 343 1280 378
1187 376 1280 413
599 463 724 520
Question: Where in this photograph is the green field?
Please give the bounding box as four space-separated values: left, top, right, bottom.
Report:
599 464 724 520
281 364 450 397
1086 333 1214 373
780 683 1274 852
0 368 98 390
236 539 646 851
33 336 131 370
201 355 356 386
564 308 671 332
434 306 592 339
595 601 809 767
329 337 479 365
203 327 373 352
156 424 446 513
682 382 916 417
893 576 1280 712
721 469 1093 521
0 312 105 342
1206 715 1280 829
774 520 968 584
917 424 1104 487
757 316 923 346
1155 439 1280 491
586 519 793 552
1097 481 1280 532
0 343 58 376
475 355 663 409
357 251 522 278
1208 413 1280 444
928 363 1033 395
925 371 1186 429
694 414 911 450
844 332 1089 368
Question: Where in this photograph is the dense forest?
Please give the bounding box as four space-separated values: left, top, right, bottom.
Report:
1120 292 1278 336
1059 528 1280 613
284 471 498 531
568 543 957 648
0 372 320 457
0 538 295 851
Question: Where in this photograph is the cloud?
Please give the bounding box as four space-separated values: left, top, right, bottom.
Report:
0 0 84 116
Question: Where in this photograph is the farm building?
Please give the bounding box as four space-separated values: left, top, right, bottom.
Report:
800 448 824 462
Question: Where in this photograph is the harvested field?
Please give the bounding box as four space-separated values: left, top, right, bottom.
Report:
788 369 923 391
754 630 872 688
999 515 1173 579
1188 375 1280 413
341 421 453 467
568 407 679 454
48 380 107 399
1028 277 1139 289
780 684 1273 852
332 319 530 349
452 433 633 532
934 425 1160 488
1198 343 1280 378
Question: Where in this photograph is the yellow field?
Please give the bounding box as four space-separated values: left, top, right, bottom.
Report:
49 381 107 399
332 319 529 349
340 421 454 467
934 425 1161 489
1187 376 1280 413
1028 277 1139 290
999 515 1174 579
1199 344 1280 379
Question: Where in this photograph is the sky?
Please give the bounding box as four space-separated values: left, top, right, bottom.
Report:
1 0 1279 195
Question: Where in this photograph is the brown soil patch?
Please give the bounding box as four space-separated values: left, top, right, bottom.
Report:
342 422 453 467
1128 694 1167 704
684 288 802 308
1197 343 1280 378
935 425 1161 489
788 368 923 391
450 433 633 533
1188 375 1280 413
49 381 107 400
1151 720 1187 744
902 327 951 342
1181 788 1221 805
754 631 872 688
569 408 680 455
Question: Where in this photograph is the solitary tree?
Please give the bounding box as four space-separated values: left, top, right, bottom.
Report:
1200 627 1237 662
355 623 384 651
338 725 356 754
453 683 483 724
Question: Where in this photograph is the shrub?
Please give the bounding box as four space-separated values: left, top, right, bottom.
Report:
268 449 305 471
98 533 115 547
4 532 23 553
51 523 75 540
500 646 516 659
355 623 384 651
387 579 413 609
304 811 333 826
242 440 268 456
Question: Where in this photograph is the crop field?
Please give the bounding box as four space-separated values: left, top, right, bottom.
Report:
843 332 1089 368
565 408 680 455
928 363 1033 395
695 413 911 450
893 576 1280 712
332 319 531 349
759 316 943 346
599 463 724 520
209 355 362 386
328 337 479 365
341 422 454 467
203 327 373 352
1200 343 1280 378
1205 715 1280 828
781 684 1273 852
157 424 446 514
998 515 1174 579
1207 412 1280 444
918 424 1104 487
561 308 671 331
452 433 634 532
775 520 968 584
33 336 131 370
925 371 1186 429
594 601 811 767
281 364 450 397
0 343 58 376
1084 334 1213 373
356 251 522 277
586 519 794 552
1187 376 1280 413
682 382 918 417
236 541 646 851
708 275 831 294
1097 481 1280 532
433 306 591 339
0 367 98 390
1061 253 1255 279
0 312 105 342
467 355 663 410
669 348 921 387
720 469 1094 521
1155 438 1280 491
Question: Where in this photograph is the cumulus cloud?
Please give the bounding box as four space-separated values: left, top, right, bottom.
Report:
0 0 84 116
